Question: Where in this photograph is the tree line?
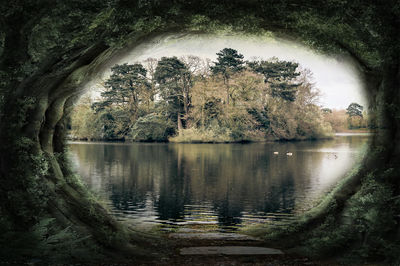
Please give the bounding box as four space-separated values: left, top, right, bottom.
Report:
322 102 374 132
69 48 365 142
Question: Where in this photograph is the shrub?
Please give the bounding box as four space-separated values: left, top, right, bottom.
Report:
129 113 175 141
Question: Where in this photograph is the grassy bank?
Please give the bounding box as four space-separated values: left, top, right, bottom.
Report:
336 128 372 133
168 127 266 143
168 127 334 143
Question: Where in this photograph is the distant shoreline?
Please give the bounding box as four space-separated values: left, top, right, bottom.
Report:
66 136 338 144
335 128 372 133
67 129 373 144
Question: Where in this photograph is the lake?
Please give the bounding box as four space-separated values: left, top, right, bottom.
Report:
68 134 370 231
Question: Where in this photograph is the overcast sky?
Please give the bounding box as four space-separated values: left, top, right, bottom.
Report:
93 33 367 110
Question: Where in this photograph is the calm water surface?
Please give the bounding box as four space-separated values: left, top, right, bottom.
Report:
69 134 370 231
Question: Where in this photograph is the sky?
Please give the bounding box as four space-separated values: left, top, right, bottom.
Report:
89 33 367 110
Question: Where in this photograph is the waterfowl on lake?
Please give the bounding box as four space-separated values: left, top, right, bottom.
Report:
328 153 338 159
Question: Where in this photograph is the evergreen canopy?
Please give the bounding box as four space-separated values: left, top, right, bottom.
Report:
249 60 301 102
210 48 245 78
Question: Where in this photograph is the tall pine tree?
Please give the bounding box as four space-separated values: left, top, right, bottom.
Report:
93 63 150 123
248 59 300 102
210 48 245 105
154 57 192 130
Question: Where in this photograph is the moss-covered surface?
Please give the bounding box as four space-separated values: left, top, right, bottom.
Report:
0 0 399 264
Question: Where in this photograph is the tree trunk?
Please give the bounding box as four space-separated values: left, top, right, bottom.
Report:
177 113 183 135
183 92 189 116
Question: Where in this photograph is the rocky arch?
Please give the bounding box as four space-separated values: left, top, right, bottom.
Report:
0 0 398 263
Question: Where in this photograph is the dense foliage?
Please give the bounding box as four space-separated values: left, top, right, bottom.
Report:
70 48 335 142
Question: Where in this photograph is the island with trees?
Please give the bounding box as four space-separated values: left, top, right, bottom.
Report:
69 48 370 143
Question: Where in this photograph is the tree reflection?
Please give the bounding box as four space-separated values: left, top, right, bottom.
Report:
69 136 369 227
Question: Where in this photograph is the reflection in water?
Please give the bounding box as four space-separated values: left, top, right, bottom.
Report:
69 135 369 230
